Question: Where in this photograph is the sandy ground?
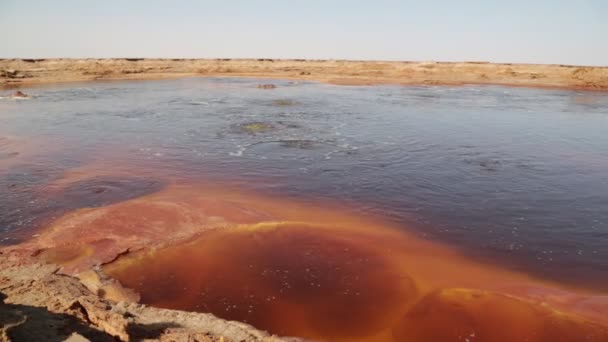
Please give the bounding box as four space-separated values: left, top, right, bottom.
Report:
1 58 607 91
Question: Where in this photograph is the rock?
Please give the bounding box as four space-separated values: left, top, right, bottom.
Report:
76 268 140 303
272 99 297 106
257 84 277 89
11 91 28 98
65 332 92 342
234 122 276 134
0 70 27 79
0 252 294 342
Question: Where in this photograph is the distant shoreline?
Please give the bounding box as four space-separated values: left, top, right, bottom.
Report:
1 58 607 91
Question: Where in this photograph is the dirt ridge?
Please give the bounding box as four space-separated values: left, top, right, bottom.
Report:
1 58 607 91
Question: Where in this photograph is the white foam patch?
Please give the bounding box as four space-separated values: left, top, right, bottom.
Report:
229 145 246 157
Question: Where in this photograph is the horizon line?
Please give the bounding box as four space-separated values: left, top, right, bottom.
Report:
1 57 606 68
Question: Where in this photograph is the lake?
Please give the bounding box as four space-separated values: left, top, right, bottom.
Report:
1 77 608 340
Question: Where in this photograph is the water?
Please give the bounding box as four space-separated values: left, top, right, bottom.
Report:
1 78 608 338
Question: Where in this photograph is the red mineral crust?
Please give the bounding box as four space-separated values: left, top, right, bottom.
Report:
6 178 608 341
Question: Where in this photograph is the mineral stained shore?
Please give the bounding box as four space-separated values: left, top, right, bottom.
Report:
2 182 608 342
1 58 607 91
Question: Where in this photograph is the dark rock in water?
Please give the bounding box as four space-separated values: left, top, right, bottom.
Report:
233 122 276 134
272 99 297 106
279 139 317 149
257 84 277 89
12 91 29 98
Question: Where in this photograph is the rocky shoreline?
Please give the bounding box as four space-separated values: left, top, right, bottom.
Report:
0 182 303 342
0 250 297 342
1 58 607 91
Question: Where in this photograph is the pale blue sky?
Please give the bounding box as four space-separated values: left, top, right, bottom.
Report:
1 0 607 66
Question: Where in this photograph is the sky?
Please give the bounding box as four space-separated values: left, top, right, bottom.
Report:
1 0 607 66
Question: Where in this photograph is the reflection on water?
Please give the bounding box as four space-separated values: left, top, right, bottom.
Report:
1 78 608 339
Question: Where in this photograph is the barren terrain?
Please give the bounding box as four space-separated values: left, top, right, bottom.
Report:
1 58 607 91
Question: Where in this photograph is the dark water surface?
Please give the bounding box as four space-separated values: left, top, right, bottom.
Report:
1 77 608 292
